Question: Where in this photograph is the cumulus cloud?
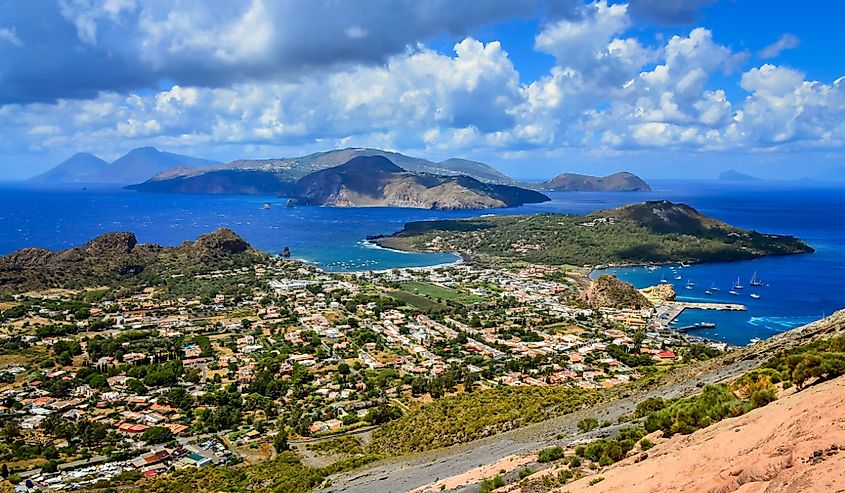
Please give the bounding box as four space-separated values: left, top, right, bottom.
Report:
759 33 800 59
0 0 546 103
2 0 845 178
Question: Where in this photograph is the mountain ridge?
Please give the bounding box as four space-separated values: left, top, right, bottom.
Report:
292 156 549 210
30 147 219 184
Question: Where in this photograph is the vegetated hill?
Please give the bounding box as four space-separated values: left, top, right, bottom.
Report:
29 152 109 183
435 157 516 184
533 171 651 191
30 147 220 184
125 169 298 195
581 275 652 309
371 200 813 265
0 228 266 292
294 156 548 210
595 200 729 234
128 148 518 193
718 169 763 181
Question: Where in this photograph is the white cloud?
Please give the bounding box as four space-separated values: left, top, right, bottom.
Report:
0 27 22 47
3 2 845 177
759 33 800 59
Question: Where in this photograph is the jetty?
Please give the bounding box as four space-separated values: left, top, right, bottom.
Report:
655 301 747 325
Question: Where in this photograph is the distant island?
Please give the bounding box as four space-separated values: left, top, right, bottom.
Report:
371 200 813 266
718 170 763 182
531 171 651 192
32 146 651 197
29 147 219 184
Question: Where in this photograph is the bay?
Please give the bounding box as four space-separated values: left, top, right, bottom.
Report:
1 180 843 345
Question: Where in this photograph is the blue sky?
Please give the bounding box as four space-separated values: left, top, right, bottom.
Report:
1 0 844 181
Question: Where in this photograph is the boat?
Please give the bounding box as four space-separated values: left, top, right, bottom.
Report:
733 276 744 290
729 290 739 295
750 271 764 287
675 274 683 280
660 273 668 284
710 283 719 292
750 293 761 299
705 290 712 295
685 280 695 290
696 322 716 328
262 203 271 210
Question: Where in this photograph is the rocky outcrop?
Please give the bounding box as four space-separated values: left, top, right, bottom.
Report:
0 228 266 292
581 275 652 309
641 283 677 303
194 228 250 254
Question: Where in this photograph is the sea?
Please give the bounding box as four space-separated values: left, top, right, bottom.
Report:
1 180 844 346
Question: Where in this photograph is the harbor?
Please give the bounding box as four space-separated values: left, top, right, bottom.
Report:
654 301 747 327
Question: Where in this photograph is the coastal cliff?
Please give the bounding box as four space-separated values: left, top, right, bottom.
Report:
294 156 549 210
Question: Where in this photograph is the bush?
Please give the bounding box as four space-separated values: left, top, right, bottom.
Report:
479 475 505 493
577 417 600 433
538 446 565 463
519 467 534 479
639 438 654 451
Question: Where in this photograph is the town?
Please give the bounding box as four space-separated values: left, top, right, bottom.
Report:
0 257 730 490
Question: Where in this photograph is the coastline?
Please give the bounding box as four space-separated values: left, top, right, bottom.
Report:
348 239 469 274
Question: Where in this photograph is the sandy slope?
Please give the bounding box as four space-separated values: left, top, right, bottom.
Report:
563 376 845 493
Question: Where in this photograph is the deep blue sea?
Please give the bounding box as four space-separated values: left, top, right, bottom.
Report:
1 180 844 345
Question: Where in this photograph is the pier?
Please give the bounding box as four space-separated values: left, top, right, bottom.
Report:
655 301 747 325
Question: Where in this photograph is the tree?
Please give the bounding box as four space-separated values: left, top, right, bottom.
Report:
273 427 289 453
1 464 8 479
141 426 173 445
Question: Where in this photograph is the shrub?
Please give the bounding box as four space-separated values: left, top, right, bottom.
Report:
577 417 600 433
538 446 565 463
479 475 505 493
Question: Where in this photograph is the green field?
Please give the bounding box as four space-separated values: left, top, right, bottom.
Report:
387 289 451 312
400 281 481 304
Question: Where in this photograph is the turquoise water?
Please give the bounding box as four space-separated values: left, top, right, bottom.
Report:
1 181 844 345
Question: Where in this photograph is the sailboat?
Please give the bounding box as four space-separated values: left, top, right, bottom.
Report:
660 272 668 284
675 274 683 280
685 280 695 290
733 277 744 290
750 271 764 287
750 293 761 299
